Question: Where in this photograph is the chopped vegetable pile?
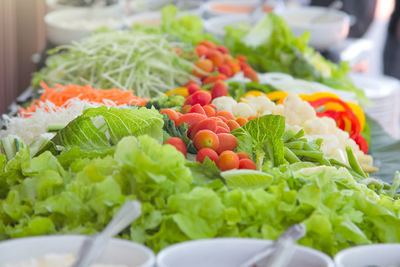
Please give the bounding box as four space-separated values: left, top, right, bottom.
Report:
21 82 148 116
2 5 400 260
32 29 195 97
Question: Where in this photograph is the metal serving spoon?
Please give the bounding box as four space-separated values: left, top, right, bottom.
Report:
239 224 306 267
72 200 142 267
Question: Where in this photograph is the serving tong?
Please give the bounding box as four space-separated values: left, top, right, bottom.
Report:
72 201 142 267
239 224 306 267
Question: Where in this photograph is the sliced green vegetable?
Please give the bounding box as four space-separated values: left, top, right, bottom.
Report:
221 169 273 189
346 146 367 179
33 29 195 97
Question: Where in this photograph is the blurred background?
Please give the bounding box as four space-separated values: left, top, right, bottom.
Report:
0 0 397 114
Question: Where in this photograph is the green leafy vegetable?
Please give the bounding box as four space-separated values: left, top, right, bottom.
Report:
186 157 221 185
223 13 368 104
52 106 164 153
1 134 400 256
145 94 185 111
133 5 217 46
232 115 285 168
227 81 277 101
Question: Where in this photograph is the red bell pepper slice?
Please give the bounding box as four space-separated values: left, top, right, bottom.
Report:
309 97 368 153
308 98 361 139
316 110 346 131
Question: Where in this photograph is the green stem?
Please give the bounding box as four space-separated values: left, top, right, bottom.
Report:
256 151 265 171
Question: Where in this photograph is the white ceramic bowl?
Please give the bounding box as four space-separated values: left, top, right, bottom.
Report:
157 238 334 267
334 244 400 267
46 0 119 11
45 8 123 45
280 6 350 50
128 12 163 27
203 0 275 18
0 235 155 267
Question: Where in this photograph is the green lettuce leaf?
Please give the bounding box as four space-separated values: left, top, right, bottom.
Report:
52 106 164 153
232 115 285 168
1 125 400 257
185 157 221 185
223 13 368 105
160 5 217 45
131 5 217 46
168 187 224 239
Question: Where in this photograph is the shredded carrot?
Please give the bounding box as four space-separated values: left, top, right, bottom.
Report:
20 82 149 116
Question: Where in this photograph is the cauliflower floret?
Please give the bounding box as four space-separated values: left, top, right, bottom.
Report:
248 96 275 115
303 119 330 135
303 117 337 136
262 110 272 116
212 96 237 113
272 104 285 116
283 94 315 125
232 102 255 118
240 95 256 103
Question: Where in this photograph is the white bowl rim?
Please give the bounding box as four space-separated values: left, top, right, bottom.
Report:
157 237 334 266
0 234 156 266
44 8 121 29
204 0 265 15
46 0 118 9
281 6 350 28
334 243 400 265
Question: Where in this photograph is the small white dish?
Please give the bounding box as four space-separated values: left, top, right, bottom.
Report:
334 243 400 267
203 0 275 18
156 238 334 267
45 8 123 45
280 6 350 50
0 235 155 267
128 12 163 27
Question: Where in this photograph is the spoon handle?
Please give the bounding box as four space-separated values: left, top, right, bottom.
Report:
72 201 142 267
102 201 142 238
239 224 306 267
261 224 306 267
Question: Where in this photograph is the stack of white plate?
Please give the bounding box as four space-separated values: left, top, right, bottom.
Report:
351 73 400 139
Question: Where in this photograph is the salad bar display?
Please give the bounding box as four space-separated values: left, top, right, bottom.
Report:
1 4 400 266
